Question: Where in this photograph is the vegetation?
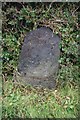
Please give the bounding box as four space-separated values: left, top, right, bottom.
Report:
2 2 79 119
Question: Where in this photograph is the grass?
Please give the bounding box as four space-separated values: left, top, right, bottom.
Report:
2 2 79 119
2 80 79 118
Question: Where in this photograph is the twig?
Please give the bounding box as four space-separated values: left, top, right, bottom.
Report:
53 20 68 23
72 7 79 16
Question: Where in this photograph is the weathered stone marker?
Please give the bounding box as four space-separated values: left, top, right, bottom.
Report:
17 27 60 89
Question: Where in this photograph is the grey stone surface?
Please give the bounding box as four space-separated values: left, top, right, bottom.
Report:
17 27 60 89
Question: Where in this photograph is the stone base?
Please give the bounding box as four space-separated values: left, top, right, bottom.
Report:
14 71 57 89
